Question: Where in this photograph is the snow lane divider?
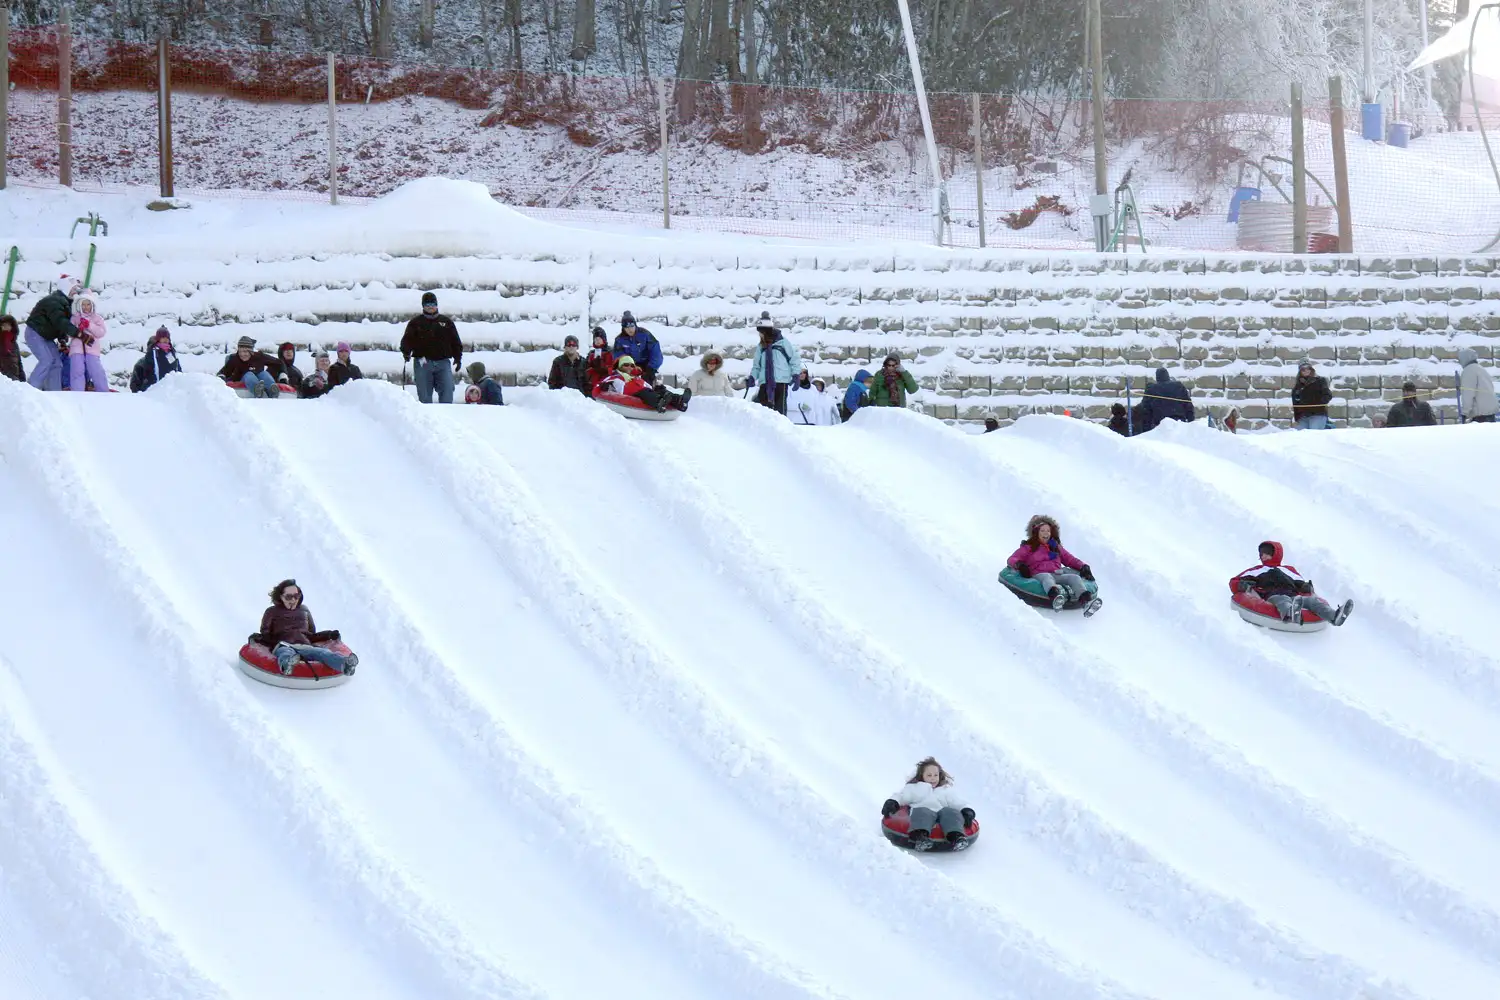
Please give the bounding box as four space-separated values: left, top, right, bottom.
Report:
844 407 1500 963
0 379 530 1000
362 386 1131 1000
180 378 833 1000
522 393 1398 1000
0 654 230 1000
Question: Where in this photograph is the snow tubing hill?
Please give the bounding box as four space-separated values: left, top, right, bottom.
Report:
596 391 682 421
1230 590 1329 633
237 640 356 689
227 380 297 399
997 566 1099 610
881 806 979 853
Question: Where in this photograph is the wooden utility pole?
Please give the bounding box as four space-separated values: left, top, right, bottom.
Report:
1329 76 1354 253
1 3 9 190
59 5 73 187
157 36 174 198
659 78 671 229
971 93 986 248
1088 0 1106 198
327 53 338 204
1291 82 1306 253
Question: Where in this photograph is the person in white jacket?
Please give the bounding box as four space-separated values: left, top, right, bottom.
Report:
881 757 974 850
1458 348 1497 423
788 373 840 426
686 351 735 397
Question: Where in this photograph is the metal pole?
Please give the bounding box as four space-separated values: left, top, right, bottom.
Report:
1363 0 1374 104
1 3 9 190
58 6 72 188
1419 0 1432 118
327 52 337 205
1329 76 1354 253
157 35 174 198
971 92 985 248
1291 82 1307 253
1125 376 1133 436
894 0 946 244
1088 0 1109 251
659 77 670 229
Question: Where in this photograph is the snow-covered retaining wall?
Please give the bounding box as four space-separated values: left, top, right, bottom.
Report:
6 182 1497 427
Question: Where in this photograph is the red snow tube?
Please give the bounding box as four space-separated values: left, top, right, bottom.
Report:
1229 588 1328 633
881 806 979 853
226 380 297 399
237 640 356 690
595 390 681 421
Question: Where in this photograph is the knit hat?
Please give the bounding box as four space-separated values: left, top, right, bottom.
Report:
421 291 438 307
1402 380 1417 392
1298 357 1314 372
154 325 172 344
591 326 607 345
621 310 636 327
467 361 487 383
464 384 481 403
755 311 775 331
564 334 579 348
236 335 255 350
335 341 352 354
882 353 901 367
278 342 295 356
1155 367 1170 381
617 355 637 368
314 348 329 359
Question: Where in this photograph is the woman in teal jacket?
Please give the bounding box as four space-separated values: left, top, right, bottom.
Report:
748 312 802 415
867 354 918 407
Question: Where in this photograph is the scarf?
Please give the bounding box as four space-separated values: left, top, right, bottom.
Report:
882 366 903 404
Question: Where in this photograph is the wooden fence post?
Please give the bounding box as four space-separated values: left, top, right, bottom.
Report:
659 78 670 230
1329 76 1355 254
1 3 9 190
327 52 338 205
157 35 174 198
58 5 72 187
1291 82 1306 253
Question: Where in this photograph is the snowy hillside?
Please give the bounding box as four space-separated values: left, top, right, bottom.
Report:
2 375 1500 1000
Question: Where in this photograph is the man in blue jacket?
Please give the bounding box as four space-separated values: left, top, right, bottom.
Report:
612 311 663 384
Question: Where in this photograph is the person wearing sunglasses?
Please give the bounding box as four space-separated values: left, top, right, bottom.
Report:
252 579 358 676
399 290 463 403
867 353 917 408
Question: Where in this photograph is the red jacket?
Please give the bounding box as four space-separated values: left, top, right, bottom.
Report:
586 349 615 394
594 370 648 398
1230 541 1310 597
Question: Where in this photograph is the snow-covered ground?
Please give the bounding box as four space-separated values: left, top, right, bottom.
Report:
6 85 1500 251
2 374 1499 1000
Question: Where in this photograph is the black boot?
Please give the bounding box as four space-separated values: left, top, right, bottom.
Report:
908 829 932 851
677 387 692 411
946 830 964 844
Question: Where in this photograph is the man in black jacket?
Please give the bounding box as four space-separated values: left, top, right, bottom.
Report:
1292 361 1332 429
23 276 82 390
547 335 588 394
1385 381 1435 427
1132 367 1194 433
399 291 462 403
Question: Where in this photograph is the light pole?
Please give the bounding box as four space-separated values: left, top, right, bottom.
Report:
1088 0 1111 251
894 0 948 245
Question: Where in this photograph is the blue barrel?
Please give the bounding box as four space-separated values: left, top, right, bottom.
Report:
1387 121 1410 148
1361 102 1384 141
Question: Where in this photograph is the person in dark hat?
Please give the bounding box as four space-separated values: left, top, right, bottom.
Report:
1132 367 1194 433
612 311 663 383
217 335 281 398
466 361 505 405
399 290 463 403
1107 402 1130 436
585 326 614 397
129 326 182 393
1291 360 1332 430
867 353 917 407
547 334 589 395
1385 381 1435 427
274 342 304 392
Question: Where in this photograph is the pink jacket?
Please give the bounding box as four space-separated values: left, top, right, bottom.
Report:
70 298 107 356
1007 539 1084 576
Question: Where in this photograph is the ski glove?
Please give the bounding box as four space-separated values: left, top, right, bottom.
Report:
1013 564 1031 578
454 359 463 373
881 798 900 817
1239 578 1259 593
1079 564 1094 581
960 808 976 826
745 375 757 388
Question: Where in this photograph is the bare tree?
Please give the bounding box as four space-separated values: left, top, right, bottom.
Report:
571 0 596 59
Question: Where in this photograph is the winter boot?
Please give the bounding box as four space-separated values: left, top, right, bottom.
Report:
342 653 359 676
946 830 964 844
1332 600 1354 627
908 829 932 852
1048 586 1066 611
677 387 692 411
654 394 670 413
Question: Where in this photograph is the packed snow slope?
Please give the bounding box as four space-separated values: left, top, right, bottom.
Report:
2 375 1499 1000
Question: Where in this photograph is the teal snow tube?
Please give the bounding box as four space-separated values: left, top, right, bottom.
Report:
997 566 1098 610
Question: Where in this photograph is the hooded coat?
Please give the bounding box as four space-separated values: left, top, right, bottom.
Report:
842 370 871 416
1458 348 1498 419
69 293 108 356
1230 541 1312 598
686 352 735 397
1292 367 1332 420
129 337 183 392
1134 368 1194 431
868 359 919 407
0 316 23 382
787 381 840 425
613 326 663 373
1006 515 1085 576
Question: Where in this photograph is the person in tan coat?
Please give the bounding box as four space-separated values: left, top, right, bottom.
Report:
686 351 735 397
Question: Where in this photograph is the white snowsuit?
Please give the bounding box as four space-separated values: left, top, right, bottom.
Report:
787 384 841 426
1459 348 1497 420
